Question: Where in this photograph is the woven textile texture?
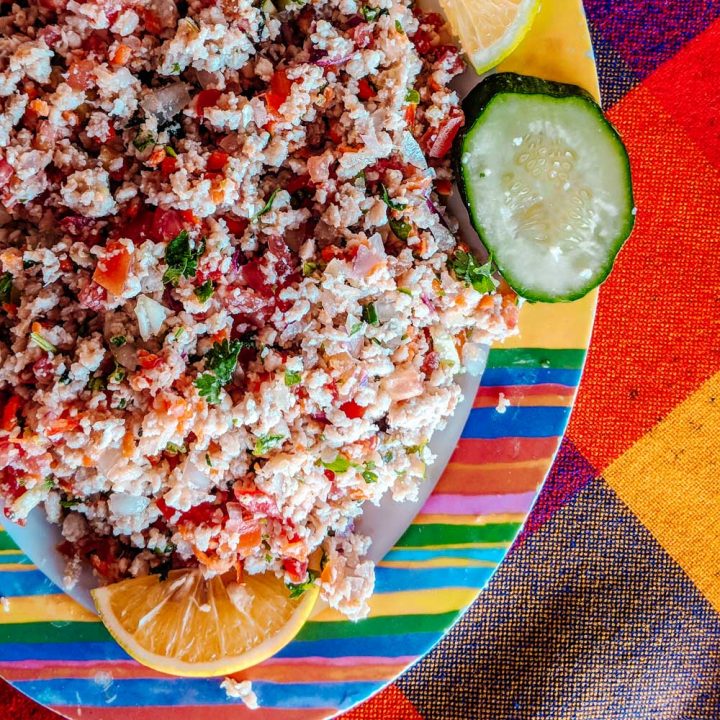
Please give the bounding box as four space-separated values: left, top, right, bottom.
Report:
3 0 720 717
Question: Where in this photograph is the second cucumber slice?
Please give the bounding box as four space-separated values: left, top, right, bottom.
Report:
456 73 635 303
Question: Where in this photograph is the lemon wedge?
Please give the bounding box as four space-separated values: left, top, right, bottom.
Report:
91 568 318 677
439 0 541 75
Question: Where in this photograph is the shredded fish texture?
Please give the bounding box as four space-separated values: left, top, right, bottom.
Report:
0 0 518 618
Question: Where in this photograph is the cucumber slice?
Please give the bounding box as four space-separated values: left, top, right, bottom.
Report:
456 73 635 303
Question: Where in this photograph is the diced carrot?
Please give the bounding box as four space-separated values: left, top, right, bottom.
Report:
206 150 229 172
435 178 453 196
180 209 200 226
145 146 166 167
93 241 130 296
405 102 416 126
160 155 177 177
111 44 132 66
47 417 81 435
122 431 135 458
479 294 495 310
29 99 49 117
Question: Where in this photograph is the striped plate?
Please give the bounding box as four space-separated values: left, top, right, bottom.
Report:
0 0 598 717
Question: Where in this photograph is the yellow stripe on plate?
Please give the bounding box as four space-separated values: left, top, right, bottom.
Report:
313 587 478 622
0 563 36 572
378 558 497 570
604 371 720 612
0 594 99 625
397 542 512 551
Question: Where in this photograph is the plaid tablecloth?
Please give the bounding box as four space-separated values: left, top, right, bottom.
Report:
4 0 720 717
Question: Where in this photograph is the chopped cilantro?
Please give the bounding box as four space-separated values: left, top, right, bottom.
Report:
87 376 104 392
171 62 182 75
380 183 406 210
349 322 364 336
194 337 252 404
133 130 156 152
108 361 126 384
284 370 302 387
173 327 185 341
110 335 126 347
60 498 80 508
389 216 412 240
163 231 204 286
361 302 378 326
405 88 420 104
253 189 279 220
30 332 57 353
116 398 127 409
322 455 351 473
194 280 214 303
165 146 178 158
286 569 317 599
0 272 13 304
205 452 213 467
362 461 378 483
302 261 318 277
398 287 412 296
450 250 497 294
44 475 55 490
253 433 285 456
360 5 386 21
165 442 187 455
395 19 404 33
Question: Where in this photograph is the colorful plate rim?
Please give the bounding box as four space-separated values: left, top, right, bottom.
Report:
0 0 599 717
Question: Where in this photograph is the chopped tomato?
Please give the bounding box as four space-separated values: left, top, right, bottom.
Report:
324 469 335 482
206 150 228 172
405 102 416 126
241 261 271 295
435 178 453 195
283 557 309 583
82 31 110 55
340 400 366 419
142 8 163 34
286 174 312 194
424 113 464 159
327 120 343 145
265 69 293 117
39 25 63 47
180 209 200 226
0 159 13 188
1 396 21 432
78 283 106 311
195 88 222 118
66 60 95 90
47 416 81 436
93 240 130 296
151 207 184 242
224 215 248 236
358 79 375 101
160 155 177 177
321 245 343 263
137 349 162 370
421 350 440 377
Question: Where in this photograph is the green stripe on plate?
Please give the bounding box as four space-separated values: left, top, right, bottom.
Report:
486 348 586 370
297 611 459 642
0 532 19 551
0 621 112 645
396 523 520 547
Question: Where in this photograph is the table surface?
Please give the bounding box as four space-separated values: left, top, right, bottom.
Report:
4 0 720 718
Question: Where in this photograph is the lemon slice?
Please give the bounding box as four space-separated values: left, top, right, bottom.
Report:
439 0 541 75
91 569 318 677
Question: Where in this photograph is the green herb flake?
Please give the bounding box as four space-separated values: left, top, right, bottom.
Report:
171 62 182 74
349 322 364 336
398 287 412 296
173 327 185 341
205 452 213 467
253 433 285 456
253 189 279 220
87 376 104 392
116 398 127 409
389 216 412 241
405 88 420 104
450 250 497 295
0 272 14 304
362 467 378 483
395 19 404 33
322 455 351 474
286 569 317 599
194 280 214 303
360 5 386 21
194 337 252 404
23 259 38 269
284 370 302 387
165 441 187 455
165 145 178 158
163 230 204 286
361 302 379 326
302 261 318 277
110 335 126 347
133 131 156 152
30 331 57 354
380 183 406 211
108 361 126 384
44 475 55 490
60 498 80 508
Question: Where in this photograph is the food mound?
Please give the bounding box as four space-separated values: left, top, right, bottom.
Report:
0 0 517 619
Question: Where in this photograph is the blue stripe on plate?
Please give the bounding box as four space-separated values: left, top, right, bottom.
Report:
461 405 571 439
0 642 130 662
275 631 441 659
15 678 382 710
479 367 581 387
374 565 494 592
0 569 58 597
